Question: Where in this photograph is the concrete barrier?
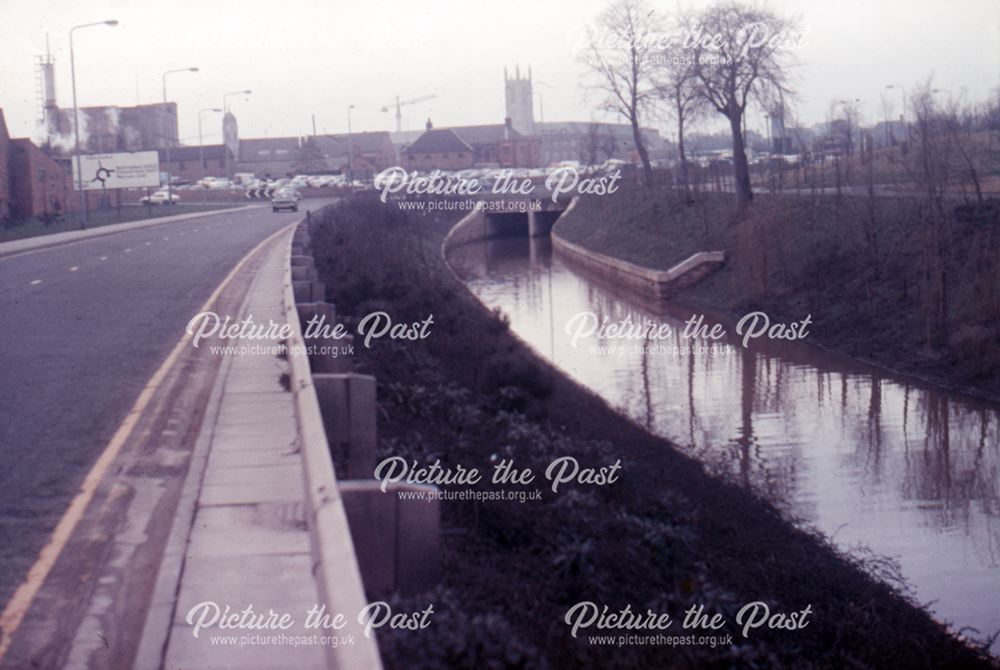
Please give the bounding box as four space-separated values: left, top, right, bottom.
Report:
281 225 383 670
313 374 377 480
288 216 440 617
340 482 441 599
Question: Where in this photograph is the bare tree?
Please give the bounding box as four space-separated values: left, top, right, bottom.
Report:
581 0 663 184
581 123 617 168
658 24 708 201
686 2 798 204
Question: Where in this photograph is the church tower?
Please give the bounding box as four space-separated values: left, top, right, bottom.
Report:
504 65 534 135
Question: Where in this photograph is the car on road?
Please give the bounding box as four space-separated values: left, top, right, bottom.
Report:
271 188 301 212
139 190 181 205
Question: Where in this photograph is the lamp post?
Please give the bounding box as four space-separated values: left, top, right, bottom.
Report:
932 88 952 108
223 90 252 188
162 67 199 206
199 107 222 204
886 84 907 140
70 19 118 228
347 104 355 182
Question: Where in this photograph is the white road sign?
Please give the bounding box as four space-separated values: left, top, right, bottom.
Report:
72 151 161 191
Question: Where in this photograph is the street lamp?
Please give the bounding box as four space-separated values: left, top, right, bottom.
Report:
70 19 118 227
162 67 199 205
886 84 907 140
222 90 252 183
347 104 355 182
932 88 953 109
199 107 222 204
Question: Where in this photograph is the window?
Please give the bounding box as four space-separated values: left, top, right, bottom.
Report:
218 159 225 168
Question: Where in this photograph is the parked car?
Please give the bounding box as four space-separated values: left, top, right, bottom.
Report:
271 188 300 212
139 190 180 205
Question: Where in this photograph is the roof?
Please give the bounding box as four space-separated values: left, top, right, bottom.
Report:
451 124 523 144
402 129 474 155
315 131 394 156
159 145 231 162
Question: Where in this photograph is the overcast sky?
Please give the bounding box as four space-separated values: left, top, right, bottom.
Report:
1 0 997 145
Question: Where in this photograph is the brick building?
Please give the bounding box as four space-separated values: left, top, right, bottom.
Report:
0 108 75 222
401 128 475 171
401 119 541 171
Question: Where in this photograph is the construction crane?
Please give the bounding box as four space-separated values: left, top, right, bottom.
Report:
381 94 437 133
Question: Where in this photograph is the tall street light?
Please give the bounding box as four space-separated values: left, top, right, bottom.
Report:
886 84 907 140
223 90 252 185
347 104 355 181
162 67 199 206
199 107 222 204
932 88 953 109
70 19 118 228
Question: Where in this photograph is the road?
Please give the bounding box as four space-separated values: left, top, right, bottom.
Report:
0 202 326 609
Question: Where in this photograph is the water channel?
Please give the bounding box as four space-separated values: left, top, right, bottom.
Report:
446 234 1000 650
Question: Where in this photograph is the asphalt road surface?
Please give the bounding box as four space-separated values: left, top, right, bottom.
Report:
0 202 328 608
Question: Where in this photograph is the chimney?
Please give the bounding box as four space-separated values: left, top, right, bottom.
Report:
504 116 513 140
426 118 433 130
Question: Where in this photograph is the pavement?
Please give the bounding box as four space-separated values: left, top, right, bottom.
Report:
0 201 337 668
135 226 327 669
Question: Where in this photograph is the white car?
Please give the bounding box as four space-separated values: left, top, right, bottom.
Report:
139 190 180 205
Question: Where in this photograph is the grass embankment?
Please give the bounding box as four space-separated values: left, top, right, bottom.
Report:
308 195 993 669
0 204 238 243
557 180 1000 398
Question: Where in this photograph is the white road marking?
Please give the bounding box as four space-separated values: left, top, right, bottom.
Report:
145 242 151 246
125 248 132 253
69 266 79 272
100 256 108 261
30 279 42 285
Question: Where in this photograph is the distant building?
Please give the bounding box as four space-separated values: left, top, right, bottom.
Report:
238 137 302 178
400 126 475 171
504 65 534 135
43 103 178 155
236 131 397 179
9 139 74 218
1 107 75 221
313 132 398 177
158 145 234 183
0 109 10 220
535 122 663 166
401 119 540 170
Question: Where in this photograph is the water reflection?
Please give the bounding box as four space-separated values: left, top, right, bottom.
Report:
447 235 1000 648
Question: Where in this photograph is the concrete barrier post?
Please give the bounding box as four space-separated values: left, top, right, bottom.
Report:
313 373 377 479
292 280 312 303
291 265 318 282
339 481 440 598
311 280 326 302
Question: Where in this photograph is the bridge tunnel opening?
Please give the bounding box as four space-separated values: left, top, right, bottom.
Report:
483 208 565 239
484 212 530 238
